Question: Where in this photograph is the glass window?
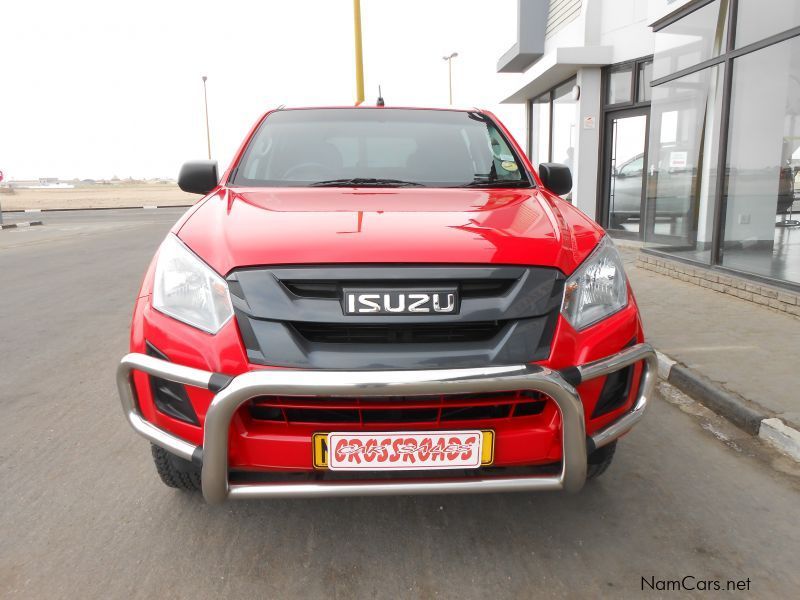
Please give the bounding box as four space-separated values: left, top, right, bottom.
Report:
644 65 726 263
551 80 578 182
619 154 644 177
232 108 530 188
736 0 800 48
638 61 653 102
551 80 578 201
529 93 551 165
653 0 729 79
608 114 649 233
607 67 633 105
721 36 800 284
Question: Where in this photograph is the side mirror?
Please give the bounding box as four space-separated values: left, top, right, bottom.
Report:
538 162 572 196
178 160 218 195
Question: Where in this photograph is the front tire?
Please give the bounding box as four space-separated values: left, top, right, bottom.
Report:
586 441 617 480
150 444 201 491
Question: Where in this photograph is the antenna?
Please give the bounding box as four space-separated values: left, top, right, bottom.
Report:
376 85 385 107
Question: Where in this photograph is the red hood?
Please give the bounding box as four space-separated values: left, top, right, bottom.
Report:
176 187 603 276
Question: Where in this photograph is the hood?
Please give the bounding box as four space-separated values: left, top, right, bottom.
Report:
176 187 603 276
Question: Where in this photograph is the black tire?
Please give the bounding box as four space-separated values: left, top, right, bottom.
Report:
150 444 201 491
586 440 617 480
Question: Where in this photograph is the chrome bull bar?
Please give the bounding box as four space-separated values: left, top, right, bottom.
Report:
116 343 657 504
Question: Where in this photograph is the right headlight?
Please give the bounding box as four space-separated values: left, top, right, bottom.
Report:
152 234 233 334
561 236 628 331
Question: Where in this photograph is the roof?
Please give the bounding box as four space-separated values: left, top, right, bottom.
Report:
270 105 486 113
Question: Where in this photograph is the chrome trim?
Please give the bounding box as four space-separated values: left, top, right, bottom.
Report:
227 474 565 500
116 353 212 461
584 344 658 450
116 343 656 504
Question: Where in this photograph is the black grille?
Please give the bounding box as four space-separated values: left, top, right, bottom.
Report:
229 265 564 369
592 365 634 417
283 279 515 300
592 338 637 418
249 390 548 425
145 343 199 425
291 321 504 344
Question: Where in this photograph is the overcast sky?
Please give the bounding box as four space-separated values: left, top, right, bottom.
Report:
0 0 526 181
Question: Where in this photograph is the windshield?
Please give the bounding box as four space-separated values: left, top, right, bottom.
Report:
230 108 532 188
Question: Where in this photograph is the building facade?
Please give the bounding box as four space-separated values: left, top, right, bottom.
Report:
498 0 800 290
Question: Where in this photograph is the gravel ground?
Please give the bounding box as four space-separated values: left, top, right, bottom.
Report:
0 184 195 211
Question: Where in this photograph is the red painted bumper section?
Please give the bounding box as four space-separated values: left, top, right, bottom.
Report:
129 292 646 472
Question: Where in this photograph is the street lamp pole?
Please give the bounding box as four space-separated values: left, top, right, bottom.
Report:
442 52 458 105
202 76 211 159
353 0 365 105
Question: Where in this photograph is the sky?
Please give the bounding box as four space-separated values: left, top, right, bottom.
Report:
0 0 526 181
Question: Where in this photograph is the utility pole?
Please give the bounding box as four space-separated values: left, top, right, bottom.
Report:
353 0 365 105
202 76 211 159
443 52 458 105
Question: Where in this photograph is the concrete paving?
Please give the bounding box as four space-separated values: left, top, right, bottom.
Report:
622 246 800 429
1 210 799 599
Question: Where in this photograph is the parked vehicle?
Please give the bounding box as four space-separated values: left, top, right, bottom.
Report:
609 153 647 227
117 106 656 504
609 152 692 228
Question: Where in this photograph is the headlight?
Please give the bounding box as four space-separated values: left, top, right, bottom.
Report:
152 234 233 334
561 236 628 331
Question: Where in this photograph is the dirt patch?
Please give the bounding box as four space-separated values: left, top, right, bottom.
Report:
0 184 197 211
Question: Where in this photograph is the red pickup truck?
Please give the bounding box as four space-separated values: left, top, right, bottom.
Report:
117 106 656 504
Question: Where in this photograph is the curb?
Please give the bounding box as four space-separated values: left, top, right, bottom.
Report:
0 220 44 230
3 205 192 213
656 351 800 462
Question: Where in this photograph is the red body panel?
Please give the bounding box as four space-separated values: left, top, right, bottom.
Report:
131 106 644 473
176 187 602 276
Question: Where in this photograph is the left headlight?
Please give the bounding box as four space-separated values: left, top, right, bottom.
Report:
152 234 233 334
561 236 628 331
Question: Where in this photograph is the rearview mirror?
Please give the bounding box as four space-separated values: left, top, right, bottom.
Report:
538 163 572 196
178 160 218 195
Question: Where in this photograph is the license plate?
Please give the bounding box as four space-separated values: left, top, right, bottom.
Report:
312 430 494 471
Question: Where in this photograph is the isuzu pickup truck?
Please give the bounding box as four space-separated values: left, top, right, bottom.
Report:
117 106 656 504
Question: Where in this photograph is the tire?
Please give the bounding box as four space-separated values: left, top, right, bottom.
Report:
586 440 617 480
150 444 201 491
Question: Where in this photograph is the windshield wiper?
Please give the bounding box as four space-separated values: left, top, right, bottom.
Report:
309 178 425 187
457 178 531 188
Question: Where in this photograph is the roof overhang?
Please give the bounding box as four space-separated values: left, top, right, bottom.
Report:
497 42 545 74
499 45 614 103
496 0 549 73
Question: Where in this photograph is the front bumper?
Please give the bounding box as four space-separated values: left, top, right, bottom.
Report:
117 343 656 504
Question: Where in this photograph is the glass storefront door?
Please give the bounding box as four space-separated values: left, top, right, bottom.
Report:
603 110 649 235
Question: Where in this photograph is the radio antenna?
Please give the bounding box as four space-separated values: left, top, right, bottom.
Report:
376 85 385 107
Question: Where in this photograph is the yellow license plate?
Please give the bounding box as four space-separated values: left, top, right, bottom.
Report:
312 430 494 470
